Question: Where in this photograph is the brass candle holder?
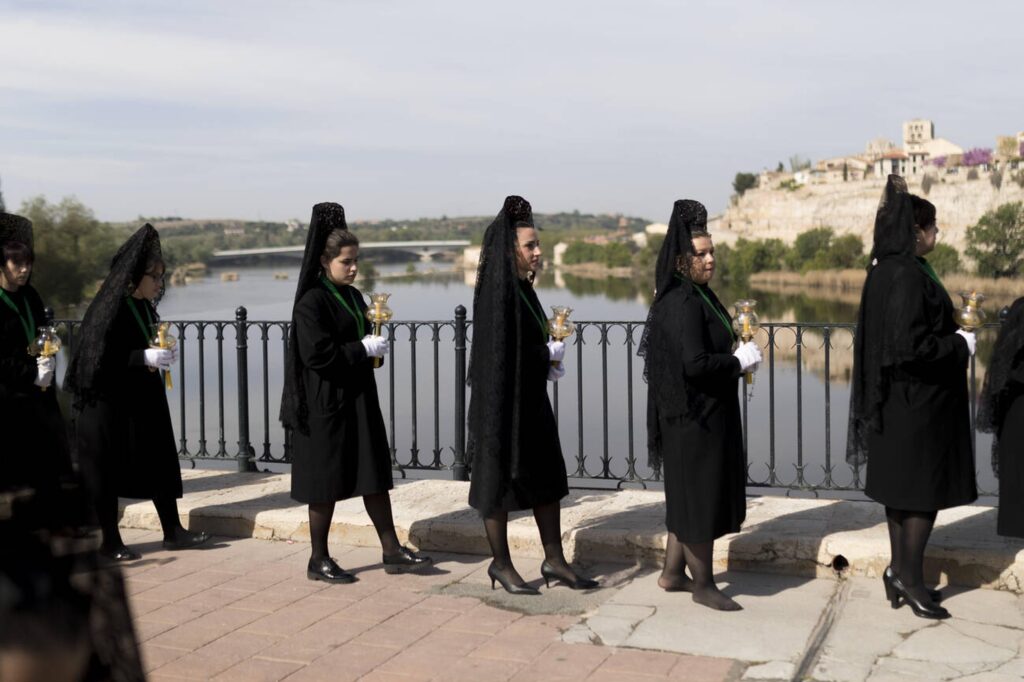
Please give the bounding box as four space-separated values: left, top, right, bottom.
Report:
30 325 62 392
954 291 986 332
547 306 575 368
731 299 760 385
150 322 177 390
364 293 393 369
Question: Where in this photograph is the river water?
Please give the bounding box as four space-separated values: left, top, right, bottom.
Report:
146 260 997 498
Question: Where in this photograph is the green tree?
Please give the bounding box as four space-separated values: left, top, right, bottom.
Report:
786 227 834 271
965 202 1024 277
19 196 120 310
928 243 961 276
732 172 758 196
603 242 634 268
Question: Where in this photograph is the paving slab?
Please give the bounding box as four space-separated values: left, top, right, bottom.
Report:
115 471 1024 595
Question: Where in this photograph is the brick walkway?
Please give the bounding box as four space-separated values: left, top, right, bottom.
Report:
121 530 739 681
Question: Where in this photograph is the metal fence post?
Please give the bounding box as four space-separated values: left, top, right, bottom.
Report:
235 306 256 472
452 305 469 481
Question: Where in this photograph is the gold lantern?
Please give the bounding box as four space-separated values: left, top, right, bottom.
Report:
731 299 760 385
150 322 177 390
547 306 575 368
364 292 393 369
29 325 62 392
954 291 986 332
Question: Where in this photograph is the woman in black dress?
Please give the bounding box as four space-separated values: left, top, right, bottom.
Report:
0 209 70 513
280 202 431 583
847 176 976 619
467 195 597 594
978 297 1024 538
639 199 761 611
67 224 210 560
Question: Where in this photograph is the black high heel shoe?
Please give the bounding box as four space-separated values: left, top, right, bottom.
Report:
540 560 599 590
888 574 950 619
100 545 141 561
307 557 357 584
487 562 539 595
883 566 941 605
163 530 211 551
383 546 433 574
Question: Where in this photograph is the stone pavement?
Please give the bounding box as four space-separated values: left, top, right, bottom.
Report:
121 529 1024 682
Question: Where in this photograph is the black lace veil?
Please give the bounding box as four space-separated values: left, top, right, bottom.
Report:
65 224 162 406
0 211 34 253
977 298 1024 475
637 199 706 471
465 196 533 479
846 176 918 465
279 202 350 435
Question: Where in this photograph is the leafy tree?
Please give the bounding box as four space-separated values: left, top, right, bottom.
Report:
732 172 758 196
928 243 961 276
603 242 634 268
19 196 120 309
786 227 834 271
965 202 1024 278
776 162 784 172
788 155 811 172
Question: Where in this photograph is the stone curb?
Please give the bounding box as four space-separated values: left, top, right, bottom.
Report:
117 470 1024 593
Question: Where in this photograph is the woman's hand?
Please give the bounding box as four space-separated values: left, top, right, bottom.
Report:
361 335 389 358
143 348 175 370
546 340 566 363
955 329 976 357
34 355 55 388
547 363 566 382
733 341 762 373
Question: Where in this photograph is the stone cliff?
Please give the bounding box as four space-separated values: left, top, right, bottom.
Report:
721 176 1024 252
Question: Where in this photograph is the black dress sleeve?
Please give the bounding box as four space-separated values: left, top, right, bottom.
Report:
888 268 968 372
678 295 742 380
0 298 37 392
294 291 368 380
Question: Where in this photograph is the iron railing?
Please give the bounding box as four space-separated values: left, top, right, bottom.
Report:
56 309 1001 496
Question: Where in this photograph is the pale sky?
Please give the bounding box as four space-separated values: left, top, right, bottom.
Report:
1 0 1021 223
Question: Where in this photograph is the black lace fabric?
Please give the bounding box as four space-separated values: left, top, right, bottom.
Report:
279 202 350 436
846 175 920 466
65 224 163 407
0 210 34 252
978 297 1024 475
637 199 707 471
465 196 532 482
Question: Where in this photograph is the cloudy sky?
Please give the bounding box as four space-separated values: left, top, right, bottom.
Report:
1 0 1021 223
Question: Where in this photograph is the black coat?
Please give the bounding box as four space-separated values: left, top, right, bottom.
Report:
648 284 746 542
288 285 393 504
863 261 977 511
996 362 1024 537
0 284 71 507
468 282 569 514
74 298 183 501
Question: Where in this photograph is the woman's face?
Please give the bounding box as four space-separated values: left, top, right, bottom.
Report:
321 245 359 286
132 263 165 301
515 227 542 278
0 258 31 291
688 236 715 285
915 221 938 256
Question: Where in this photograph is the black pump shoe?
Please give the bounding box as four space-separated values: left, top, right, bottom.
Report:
307 557 357 584
888 574 950 619
883 566 941 605
162 530 211 551
100 545 141 562
487 562 540 595
383 546 433 574
540 560 599 590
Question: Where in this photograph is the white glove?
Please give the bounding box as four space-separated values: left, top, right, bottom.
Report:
34 356 55 388
547 362 566 382
167 345 179 365
361 335 389 358
144 348 174 369
547 340 566 363
733 341 762 373
955 329 976 357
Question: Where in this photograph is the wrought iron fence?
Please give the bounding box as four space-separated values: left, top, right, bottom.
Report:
57 309 1001 496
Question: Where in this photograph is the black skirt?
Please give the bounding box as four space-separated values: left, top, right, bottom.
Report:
998 393 1024 537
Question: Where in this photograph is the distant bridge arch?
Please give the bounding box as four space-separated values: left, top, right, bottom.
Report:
212 240 472 263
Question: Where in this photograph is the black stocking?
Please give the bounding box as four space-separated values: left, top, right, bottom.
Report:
483 511 528 586
682 541 741 611
308 502 334 561
153 497 185 541
885 506 905 575
363 492 400 555
658 531 693 591
897 510 937 603
97 492 125 550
